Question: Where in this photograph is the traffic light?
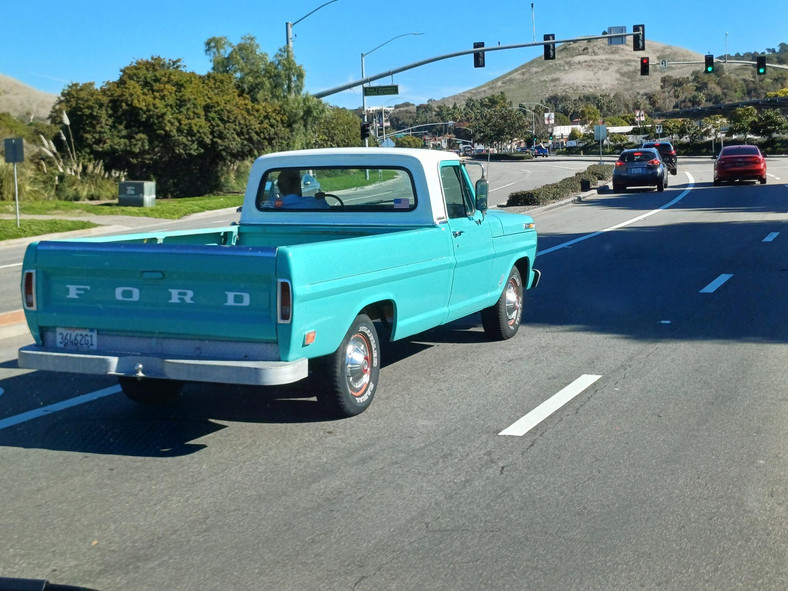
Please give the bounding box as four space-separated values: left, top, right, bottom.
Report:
757 55 766 75
640 57 649 76
704 54 714 73
633 24 645 51
543 34 555 60
360 122 370 139
473 42 485 68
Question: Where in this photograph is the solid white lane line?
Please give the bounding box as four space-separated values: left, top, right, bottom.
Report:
700 274 733 294
538 172 695 256
499 374 602 437
490 181 518 193
0 385 121 432
763 232 780 242
0 263 23 270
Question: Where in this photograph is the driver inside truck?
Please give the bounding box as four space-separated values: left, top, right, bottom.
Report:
275 168 329 210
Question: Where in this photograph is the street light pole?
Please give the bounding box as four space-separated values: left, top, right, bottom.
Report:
361 32 422 147
286 0 339 53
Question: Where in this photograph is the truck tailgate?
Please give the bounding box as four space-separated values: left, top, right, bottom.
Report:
26 241 279 343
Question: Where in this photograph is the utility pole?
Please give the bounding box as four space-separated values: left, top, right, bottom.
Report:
531 3 536 43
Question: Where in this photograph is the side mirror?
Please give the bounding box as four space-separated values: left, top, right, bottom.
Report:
475 178 489 212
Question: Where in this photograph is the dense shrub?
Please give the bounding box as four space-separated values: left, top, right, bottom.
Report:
506 164 613 207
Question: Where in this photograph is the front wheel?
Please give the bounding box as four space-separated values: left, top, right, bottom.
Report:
119 377 183 405
482 266 523 340
314 314 380 417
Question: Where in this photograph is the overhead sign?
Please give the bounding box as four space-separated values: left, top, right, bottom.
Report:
363 85 399 97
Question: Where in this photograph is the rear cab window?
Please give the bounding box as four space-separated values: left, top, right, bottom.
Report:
256 166 417 212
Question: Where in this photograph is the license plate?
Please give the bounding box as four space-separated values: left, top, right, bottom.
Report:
630 167 644 174
56 327 98 351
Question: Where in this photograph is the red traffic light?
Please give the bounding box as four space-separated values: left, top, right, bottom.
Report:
640 57 650 76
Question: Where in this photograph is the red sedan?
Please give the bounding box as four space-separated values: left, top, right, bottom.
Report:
713 145 767 185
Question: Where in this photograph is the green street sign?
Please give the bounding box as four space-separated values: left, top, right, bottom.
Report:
363 84 399 97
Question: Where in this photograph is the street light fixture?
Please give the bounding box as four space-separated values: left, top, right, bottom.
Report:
286 0 339 53
361 32 423 147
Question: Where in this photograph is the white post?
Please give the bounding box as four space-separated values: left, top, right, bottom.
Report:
14 162 20 227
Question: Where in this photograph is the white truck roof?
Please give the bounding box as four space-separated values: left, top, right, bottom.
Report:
241 148 467 226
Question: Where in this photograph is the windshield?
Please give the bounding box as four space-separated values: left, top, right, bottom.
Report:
255 166 417 212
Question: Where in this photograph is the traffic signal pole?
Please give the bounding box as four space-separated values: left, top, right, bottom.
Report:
313 31 645 99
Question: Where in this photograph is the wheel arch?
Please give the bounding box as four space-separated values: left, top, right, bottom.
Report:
512 257 533 290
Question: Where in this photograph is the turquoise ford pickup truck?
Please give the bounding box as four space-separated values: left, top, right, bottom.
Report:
18 148 540 417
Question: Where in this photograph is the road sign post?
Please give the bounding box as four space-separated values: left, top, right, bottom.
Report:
4 138 24 227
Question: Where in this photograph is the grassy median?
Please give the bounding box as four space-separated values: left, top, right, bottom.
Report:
0 193 245 241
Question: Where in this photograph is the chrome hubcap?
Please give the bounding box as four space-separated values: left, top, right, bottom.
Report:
504 278 522 326
345 333 371 396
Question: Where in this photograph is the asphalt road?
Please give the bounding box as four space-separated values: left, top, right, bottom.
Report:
1 155 787 590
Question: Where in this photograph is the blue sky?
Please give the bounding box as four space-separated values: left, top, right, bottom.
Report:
2 0 786 111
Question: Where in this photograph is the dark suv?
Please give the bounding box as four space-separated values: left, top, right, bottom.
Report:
642 141 677 175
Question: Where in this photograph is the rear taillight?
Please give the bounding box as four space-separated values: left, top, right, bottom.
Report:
615 161 625 167
23 270 36 310
277 279 292 323
648 159 661 166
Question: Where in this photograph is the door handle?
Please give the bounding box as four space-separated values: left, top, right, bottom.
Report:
453 230 464 237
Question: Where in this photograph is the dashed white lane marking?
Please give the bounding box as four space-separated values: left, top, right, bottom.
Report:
700 274 733 294
500 374 603 437
538 173 695 256
763 232 780 242
0 263 23 270
0 385 121 432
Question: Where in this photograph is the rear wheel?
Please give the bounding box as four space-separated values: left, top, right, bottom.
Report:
482 266 523 341
119 377 183 405
314 314 380 417
612 183 624 193
760 176 767 184
713 177 721 186
656 177 665 192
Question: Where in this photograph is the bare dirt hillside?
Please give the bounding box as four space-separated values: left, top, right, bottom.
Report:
436 38 705 106
0 74 58 121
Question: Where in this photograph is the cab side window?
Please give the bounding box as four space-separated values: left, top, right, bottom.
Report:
440 165 474 219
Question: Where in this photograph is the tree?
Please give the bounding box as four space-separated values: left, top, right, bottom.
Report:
393 134 424 148
579 104 601 130
728 106 758 140
205 36 325 151
55 57 288 196
313 107 363 148
751 109 788 139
